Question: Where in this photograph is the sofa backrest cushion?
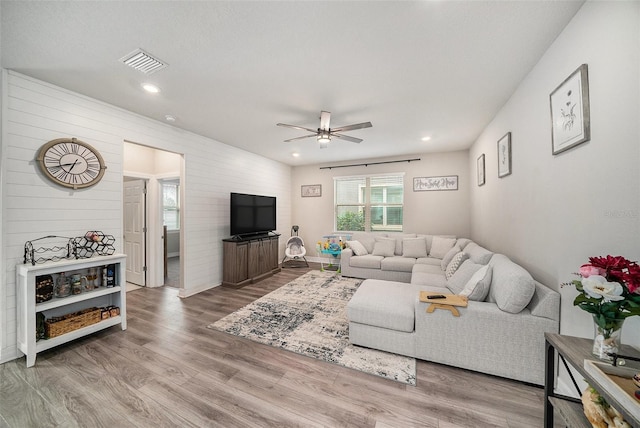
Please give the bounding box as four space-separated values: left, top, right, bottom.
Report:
446 259 482 294
487 254 536 314
464 242 494 265
402 237 428 258
429 236 457 259
391 233 416 255
441 245 461 269
459 264 493 301
456 238 472 250
352 233 377 254
445 252 469 279
346 240 368 256
372 237 396 257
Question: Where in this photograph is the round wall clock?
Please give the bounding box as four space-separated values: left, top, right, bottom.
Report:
36 137 107 189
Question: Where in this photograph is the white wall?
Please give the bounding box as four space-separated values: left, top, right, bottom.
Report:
469 2 640 348
0 71 291 363
291 151 470 256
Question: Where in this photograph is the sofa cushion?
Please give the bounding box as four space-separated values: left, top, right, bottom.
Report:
446 259 483 294
487 254 536 314
347 279 415 332
412 263 443 275
456 238 472 250
441 245 462 269
372 238 396 257
346 240 368 256
464 242 494 265
392 233 416 255
352 232 377 254
445 252 469 279
459 264 492 301
411 271 448 288
402 237 428 258
381 256 416 272
416 257 442 266
429 236 457 258
349 255 384 269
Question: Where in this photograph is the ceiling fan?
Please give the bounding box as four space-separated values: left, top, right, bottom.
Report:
277 111 372 148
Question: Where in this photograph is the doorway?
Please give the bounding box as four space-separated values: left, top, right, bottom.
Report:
123 141 183 289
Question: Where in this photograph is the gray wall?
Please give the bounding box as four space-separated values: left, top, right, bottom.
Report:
469 1 640 346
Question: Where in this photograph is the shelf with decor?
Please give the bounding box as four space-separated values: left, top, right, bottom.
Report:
17 254 127 367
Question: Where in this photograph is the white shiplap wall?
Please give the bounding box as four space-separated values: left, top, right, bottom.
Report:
0 71 291 363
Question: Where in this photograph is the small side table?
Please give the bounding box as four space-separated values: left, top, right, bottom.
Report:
319 249 342 273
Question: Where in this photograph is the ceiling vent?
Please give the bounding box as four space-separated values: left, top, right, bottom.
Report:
119 49 167 74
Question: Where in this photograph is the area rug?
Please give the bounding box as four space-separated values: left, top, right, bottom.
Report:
207 270 416 385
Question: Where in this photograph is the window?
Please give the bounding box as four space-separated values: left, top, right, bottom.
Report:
162 180 180 230
334 174 404 232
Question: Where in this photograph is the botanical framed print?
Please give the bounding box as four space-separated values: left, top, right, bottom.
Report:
550 64 590 155
301 184 321 197
477 154 485 186
413 176 458 191
497 132 512 178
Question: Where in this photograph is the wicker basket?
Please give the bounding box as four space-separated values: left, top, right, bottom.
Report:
45 307 102 338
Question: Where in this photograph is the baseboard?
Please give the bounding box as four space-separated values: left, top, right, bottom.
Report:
178 282 220 298
0 345 19 365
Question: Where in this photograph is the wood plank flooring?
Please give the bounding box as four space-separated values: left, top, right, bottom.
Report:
1 264 560 427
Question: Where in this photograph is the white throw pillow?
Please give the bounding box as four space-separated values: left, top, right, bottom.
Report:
429 236 457 259
445 252 469 279
402 237 428 258
346 240 368 256
372 238 396 257
441 245 462 269
459 265 493 301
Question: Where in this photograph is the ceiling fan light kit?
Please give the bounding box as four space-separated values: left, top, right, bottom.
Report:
277 111 372 148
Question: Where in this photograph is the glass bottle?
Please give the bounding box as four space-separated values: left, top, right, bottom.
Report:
55 272 71 298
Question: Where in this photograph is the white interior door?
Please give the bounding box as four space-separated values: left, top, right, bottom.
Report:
124 179 146 286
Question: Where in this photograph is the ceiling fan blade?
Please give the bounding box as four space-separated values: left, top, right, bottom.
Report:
283 134 317 142
319 111 331 131
331 122 372 133
332 133 362 143
277 123 318 133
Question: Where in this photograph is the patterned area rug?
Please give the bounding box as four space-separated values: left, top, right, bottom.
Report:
208 270 416 385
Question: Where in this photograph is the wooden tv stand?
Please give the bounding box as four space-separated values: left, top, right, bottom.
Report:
222 233 280 288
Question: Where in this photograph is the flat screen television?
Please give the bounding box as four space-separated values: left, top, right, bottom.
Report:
230 192 276 237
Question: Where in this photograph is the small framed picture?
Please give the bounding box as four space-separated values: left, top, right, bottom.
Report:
497 132 512 178
301 184 322 197
550 64 590 155
477 154 485 186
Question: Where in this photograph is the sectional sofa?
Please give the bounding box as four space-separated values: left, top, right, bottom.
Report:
343 232 560 385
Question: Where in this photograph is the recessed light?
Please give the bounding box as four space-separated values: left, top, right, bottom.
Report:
292 152 300 158
142 83 160 93
421 136 432 142
165 115 176 122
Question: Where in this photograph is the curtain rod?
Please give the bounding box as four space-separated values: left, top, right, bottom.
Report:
319 158 421 170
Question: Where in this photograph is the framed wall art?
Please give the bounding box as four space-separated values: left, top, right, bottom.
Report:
301 184 322 197
497 132 512 178
550 64 590 155
413 176 458 191
477 154 485 186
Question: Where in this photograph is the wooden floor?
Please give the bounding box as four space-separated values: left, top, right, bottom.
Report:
1 264 558 427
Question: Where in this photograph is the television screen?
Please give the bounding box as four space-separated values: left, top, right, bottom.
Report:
230 192 276 237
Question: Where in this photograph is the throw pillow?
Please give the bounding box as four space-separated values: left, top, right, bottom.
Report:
441 245 462 270
445 252 469 279
346 240 368 256
459 265 493 301
429 236 457 259
487 254 536 314
351 233 377 254
372 238 395 257
446 260 482 294
402 237 427 258
393 233 416 256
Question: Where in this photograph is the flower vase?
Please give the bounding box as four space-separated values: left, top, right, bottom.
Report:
592 315 625 361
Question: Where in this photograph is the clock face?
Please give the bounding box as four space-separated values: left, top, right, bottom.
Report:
37 138 106 189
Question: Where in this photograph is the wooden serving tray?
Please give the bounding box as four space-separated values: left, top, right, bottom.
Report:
419 291 468 317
